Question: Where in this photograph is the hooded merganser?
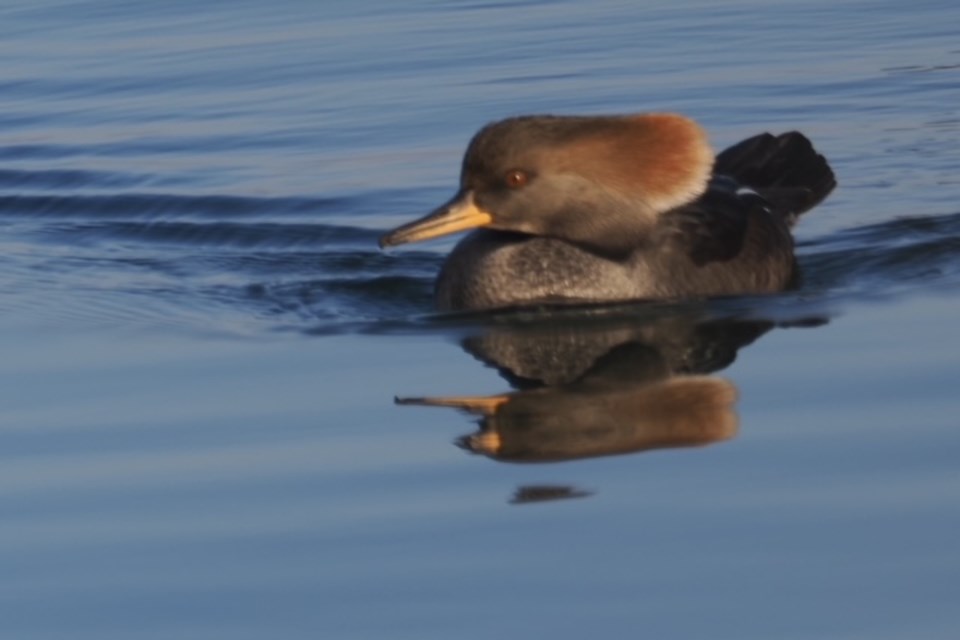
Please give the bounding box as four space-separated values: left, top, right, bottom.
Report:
380 113 836 311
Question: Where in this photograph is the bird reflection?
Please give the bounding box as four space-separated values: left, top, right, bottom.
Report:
398 307 778 464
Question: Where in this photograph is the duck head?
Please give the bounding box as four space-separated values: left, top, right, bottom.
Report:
379 112 713 257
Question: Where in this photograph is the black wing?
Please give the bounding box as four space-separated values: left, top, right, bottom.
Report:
715 131 836 224
662 178 766 266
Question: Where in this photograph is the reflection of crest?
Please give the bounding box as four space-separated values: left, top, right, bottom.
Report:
402 374 737 462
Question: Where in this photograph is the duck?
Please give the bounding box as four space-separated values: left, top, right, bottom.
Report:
379 112 836 312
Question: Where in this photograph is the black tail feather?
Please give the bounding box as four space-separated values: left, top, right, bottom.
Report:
715 132 836 225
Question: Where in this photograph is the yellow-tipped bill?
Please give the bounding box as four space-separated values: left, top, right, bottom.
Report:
379 191 493 248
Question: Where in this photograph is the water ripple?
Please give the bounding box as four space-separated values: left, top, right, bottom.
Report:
35 220 379 250
799 211 960 292
0 193 348 219
0 168 159 190
2 180 959 335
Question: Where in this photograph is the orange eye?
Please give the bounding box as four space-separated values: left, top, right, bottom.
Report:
505 169 528 189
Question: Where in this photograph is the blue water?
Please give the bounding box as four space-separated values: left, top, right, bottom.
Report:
2 1 960 638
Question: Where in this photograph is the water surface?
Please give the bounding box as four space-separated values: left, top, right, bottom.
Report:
1 1 960 638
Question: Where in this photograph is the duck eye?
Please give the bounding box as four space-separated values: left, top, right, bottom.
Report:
504 169 528 189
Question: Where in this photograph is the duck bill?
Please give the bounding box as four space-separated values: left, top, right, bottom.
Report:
379 191 493 248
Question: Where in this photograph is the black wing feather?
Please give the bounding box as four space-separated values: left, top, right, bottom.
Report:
664 184 758 266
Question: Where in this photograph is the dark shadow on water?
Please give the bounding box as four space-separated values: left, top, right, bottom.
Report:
510 485 595 505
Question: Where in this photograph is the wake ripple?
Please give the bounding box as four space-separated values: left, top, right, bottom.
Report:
2 175 959 334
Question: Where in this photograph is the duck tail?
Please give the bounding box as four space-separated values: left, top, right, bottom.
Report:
715 131 836 226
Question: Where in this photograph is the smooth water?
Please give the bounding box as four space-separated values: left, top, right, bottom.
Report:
2 1 960 638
